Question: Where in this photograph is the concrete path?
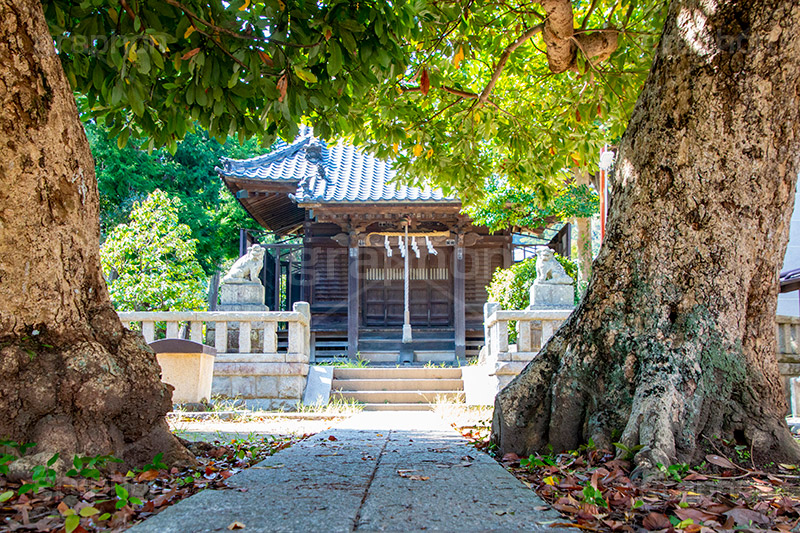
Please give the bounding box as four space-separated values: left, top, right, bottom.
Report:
130 412 569 532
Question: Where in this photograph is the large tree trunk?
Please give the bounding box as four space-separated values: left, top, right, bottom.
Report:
0 0 191 467
493 0 800 469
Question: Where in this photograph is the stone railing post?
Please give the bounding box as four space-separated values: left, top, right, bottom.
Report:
288 302 311 358
518 319 532 352
166 321 179 339
239 321 252 354
142 321 155 343
484 302 500 357
542 320 557 346
214 321 228 353
263 322 277 353
190 321 203 343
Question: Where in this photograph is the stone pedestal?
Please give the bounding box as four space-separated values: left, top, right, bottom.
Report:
219 282 266 311
208 281 268 351
529 283 574 310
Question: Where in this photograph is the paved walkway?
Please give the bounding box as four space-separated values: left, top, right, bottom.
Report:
131 412 568 532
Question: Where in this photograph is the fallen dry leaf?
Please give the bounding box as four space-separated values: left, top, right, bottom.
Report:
705 454 737 470
227 521 246 530
642 512 671 530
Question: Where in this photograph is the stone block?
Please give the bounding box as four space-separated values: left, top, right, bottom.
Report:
493 361 528 376
230 376 256 398
256 376 279 398
219 282 266 307
277 376 306 399
214 362 309 377
529 283 574 309
215 353 286 364
303 366 333 406
242 398 299 411
511 351 538 362
461 365 499 406
150 340 216 404
211 376 231 397
497 374 516 390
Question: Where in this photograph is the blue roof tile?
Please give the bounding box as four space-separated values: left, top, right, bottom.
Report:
218 128 457 204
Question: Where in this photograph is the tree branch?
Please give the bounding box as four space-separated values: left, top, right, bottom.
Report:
119 0 136 21
165 0 322 49
186 21 249 69
580 0 600 30
477 24 543 103
540 0 620 73
402 85 480 99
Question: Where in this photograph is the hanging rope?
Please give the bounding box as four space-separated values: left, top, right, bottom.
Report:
403 222 412 343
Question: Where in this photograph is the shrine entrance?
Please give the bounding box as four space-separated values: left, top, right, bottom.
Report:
361 246 453 329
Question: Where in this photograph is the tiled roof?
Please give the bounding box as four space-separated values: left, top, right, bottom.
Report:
217 127 457 205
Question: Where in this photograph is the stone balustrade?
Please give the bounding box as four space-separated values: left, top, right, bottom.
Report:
463 302 573 405
119 302 311 409
467 311 800 410
482 302 572 388
777 315 800 416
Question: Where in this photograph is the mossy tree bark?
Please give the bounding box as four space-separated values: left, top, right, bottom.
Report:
493 0 800 469
0 0 192 467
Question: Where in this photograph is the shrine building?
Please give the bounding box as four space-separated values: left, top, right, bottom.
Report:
217 128 514 363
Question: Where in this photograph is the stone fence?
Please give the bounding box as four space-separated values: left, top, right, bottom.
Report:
463 302 573 405
777 315 800 416
467 311 800 411
118 302 311 409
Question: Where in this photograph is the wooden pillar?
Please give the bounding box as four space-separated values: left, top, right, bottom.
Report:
274 246 281 311
300 220 312 304
238 228 248 257
454 237 466 360
347 233 359 358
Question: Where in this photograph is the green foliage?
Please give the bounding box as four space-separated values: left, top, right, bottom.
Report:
139 452 168 472
114 483 143 509
345 1 669 203
46 0 416 152
0 440 58 495
20 455 59 495
582 483 608 508
45 0 667 210
100 189 208 311
487 254 578 341
612 442 644 461
656 462 690 482
520 454 556 470
466 180 599 232
66 454 123 479
88 122 264 273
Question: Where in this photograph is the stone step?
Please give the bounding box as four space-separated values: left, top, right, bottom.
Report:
359 403 436 411
333 367 462 380
356 351 398 363
356 350 457 364
332 390 465 404
331 378 464 392
413 350 456 363
358 340 455 352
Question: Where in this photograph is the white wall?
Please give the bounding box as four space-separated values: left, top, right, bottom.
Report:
778 184 800 316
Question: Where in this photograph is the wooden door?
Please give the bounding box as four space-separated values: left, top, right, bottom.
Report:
362 246 453 328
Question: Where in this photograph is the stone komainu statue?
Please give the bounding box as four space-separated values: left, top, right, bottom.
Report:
221 244 266 284
534 248 573 285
